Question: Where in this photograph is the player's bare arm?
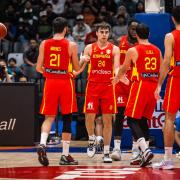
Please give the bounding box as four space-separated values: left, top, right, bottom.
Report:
36 40 45 74
71 42 90 76
112 45 120 76
155 33 174 100
158 33 174 86
154 51 163 100
79 44 92 66
70 41 81 72
112 47 137 85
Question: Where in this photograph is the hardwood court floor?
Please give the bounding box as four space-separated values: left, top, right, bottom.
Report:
0 141 180 180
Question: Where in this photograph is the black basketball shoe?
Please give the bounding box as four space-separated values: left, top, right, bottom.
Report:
37 144 49 166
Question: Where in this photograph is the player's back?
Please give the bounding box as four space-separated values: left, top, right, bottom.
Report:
132 43 161 82
43 38 72 79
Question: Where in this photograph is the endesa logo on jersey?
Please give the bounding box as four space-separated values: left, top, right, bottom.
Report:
123 99 165 129
92 69 112 75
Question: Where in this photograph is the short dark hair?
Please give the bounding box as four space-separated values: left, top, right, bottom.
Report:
136 23 149 39
52 17 68 34
128 19 139 27
8 58 16 64
96 22 111 32
45 3 53 8
172 6 180 24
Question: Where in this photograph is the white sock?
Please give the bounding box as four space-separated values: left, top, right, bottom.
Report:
104 145 110 154
89 135 96 141
62 141 70 156
132 141 138 151
164 147 173 161
114 139 121 150
137 137 148 152
40 132 48 146
96 136 103 143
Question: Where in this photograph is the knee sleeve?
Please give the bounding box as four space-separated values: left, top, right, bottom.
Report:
127 117 144 141
62 114 72 133
114 107 125 137
138 117 149 141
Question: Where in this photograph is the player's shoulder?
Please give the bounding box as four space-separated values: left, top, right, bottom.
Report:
39 40 46 48
69 41 78 49
85 43 93 50
128 46 136 52
69 41 77 46
165 32 174 40
112 44 120 51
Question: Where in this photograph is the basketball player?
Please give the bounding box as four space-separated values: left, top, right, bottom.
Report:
152 6 180 170
112 23 162 167
36 17 88 166
111 20 139 162
81 22 120 163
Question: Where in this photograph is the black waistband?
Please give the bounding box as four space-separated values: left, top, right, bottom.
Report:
45 68 67 74
176 61 180 66
141 72 158 78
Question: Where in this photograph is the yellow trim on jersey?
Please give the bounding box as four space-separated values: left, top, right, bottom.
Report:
88 62 91 75
132 80 142 117
69 78 74 113
83 81 89 113
68 58 72 72
170 55 175 67
167 76 173 112
131 63 139 81
169 54 175 75
113 85 117 113
41 80 47 114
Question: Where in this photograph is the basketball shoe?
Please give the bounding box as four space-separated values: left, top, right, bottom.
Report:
140 148 154 167
37 144 49 166
130 148 141 165
103 154 113 163
96 138 104 154
111 149 121 161
152 160 174 170
87 139 96 158
59 155 78 165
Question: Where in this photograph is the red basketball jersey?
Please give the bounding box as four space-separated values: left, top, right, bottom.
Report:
119 35 137 79
119 35 133 64
88 42 114 82
132 44 161 82
169 30 180 76
43 38 72 79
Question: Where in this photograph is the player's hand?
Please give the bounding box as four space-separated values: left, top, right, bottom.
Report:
111 76 120 85
73 61 87 76
154 85 161 100
80 53 90 63
119 75 130 85
72 70 78 77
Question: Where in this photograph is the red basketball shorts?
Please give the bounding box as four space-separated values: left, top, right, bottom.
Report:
125 80 157 120
84 81 117 114
40 78 77 115
115 81 131 107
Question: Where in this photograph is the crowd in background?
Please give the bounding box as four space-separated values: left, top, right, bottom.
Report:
0 0 146 83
